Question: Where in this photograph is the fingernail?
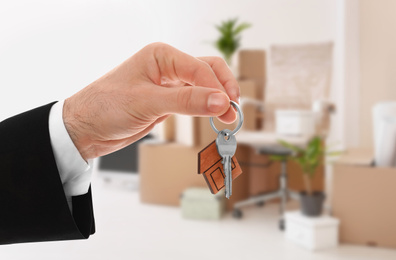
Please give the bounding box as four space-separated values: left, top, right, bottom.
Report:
207 93 228 113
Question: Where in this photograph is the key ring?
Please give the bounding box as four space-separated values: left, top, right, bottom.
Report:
210 100 244 136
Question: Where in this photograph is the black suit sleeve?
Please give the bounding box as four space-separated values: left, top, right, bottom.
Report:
0 102 95 245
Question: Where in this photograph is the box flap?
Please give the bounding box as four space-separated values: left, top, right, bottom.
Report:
335 148 374 166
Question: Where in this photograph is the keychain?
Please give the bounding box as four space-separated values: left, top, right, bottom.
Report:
198 101 244 198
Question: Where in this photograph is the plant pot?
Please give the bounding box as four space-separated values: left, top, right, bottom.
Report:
300 191 325 217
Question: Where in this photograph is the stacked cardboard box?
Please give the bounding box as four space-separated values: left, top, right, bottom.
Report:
139 141 250 210
139 143 204 206
239 50 266 100
239 79 259 131
239 50 266 130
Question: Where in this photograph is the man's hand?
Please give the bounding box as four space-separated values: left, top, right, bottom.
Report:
63 43 240 160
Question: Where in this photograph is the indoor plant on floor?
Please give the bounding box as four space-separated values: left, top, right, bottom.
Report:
271 136 339 216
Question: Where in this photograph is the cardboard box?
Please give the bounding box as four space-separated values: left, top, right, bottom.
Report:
332 148 396 248
238 50 266 100
139 142 249 210
244 146 280 196
239 79 259 131
139 143 204 206
239 79 257 98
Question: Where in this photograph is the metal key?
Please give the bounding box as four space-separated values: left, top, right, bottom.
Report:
216 129 237 199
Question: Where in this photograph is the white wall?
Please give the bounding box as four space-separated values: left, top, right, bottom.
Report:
359 0 396 148
0 0 337 124
333 0 360 149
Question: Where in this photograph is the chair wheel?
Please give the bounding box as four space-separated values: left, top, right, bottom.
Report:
256 201 265 207
279 219 285 231
232 209 243 219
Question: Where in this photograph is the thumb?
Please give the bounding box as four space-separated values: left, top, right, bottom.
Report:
154 86 232 117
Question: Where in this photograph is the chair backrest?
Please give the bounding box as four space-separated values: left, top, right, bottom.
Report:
263 42 333 132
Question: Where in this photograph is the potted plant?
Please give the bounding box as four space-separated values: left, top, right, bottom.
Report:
214 18 251 66
271 136 340 217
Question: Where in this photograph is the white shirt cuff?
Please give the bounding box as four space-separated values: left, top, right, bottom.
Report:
48 100 93 198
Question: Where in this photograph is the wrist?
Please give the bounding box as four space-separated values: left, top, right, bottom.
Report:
63 97 95 160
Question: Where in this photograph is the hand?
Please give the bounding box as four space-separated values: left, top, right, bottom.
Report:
63 42 240 160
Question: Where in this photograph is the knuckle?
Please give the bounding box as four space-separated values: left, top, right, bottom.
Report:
214 56 227 66
198 60 213 74
148 42 172 56
190 61 213 86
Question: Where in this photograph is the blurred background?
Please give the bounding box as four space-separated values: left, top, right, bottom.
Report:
1 0 396 259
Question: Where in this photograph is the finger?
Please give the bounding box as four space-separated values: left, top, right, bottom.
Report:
197 56 240 103
217 105 237 123
154 114 170 125
149 85 236 123
149 43 227 93
197 56 238 123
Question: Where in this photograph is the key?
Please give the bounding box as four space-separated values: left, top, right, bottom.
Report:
216 129 237 199
197 139 242 195
198 100 244 197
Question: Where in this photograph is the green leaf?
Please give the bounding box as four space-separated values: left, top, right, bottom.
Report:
277 139 303 153
234 23 251 35
213 18 251 64
326 151 343 157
